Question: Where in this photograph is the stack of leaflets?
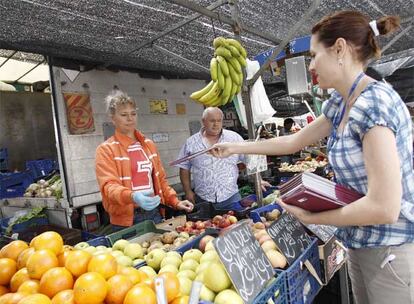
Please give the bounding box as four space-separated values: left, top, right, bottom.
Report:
280 172 362 212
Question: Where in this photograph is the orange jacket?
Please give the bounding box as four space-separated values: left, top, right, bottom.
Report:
95 129 179 226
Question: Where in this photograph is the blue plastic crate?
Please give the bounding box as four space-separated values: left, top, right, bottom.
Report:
285 238 322 304
0 171 33 198
0 216 48 234
26 159 57 180
86 235 110 247
249 203 283 223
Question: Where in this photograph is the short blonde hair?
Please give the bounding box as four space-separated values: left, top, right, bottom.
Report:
105 90 136 115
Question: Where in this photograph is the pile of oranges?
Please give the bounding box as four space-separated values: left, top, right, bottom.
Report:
0 231 189 304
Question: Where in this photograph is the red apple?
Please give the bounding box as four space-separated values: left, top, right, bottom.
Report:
212 215 223 225
185 221 194 228
195 221 205 230
203 220 212 228
218 218 231 228
227 210 235 216
176 225 185 232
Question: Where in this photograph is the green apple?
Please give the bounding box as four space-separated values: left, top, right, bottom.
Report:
196 262 211 274
195 271 205 283
145 248 166 271
74 242 90 250
179 259 199 272
160 256 182 269
83 246 97 254
158 264 179 274
112 239 129 251
200 250 219 264
166 251 182 260
139 265 157 279
96 245 108 252
132 258 145 267
178 276 192 296
204 262 232 292
205 241 215 252
179 232 190 239
110 250 124 258
183 249 203 263
124 243 144 260
177 269 196 281
200 285 216 302
214 289 243 304
116 255 133 267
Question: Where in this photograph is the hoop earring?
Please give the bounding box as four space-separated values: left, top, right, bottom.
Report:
338 58 343 67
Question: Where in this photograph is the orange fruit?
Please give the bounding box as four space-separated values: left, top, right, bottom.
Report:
26 250 58 280
39 267 73 298
17 280 40 294
141 278 155 291
105 274 133 304
51 290 74 304
73 272 107 304
10 268 31 292
56 251 70 268
32 232 63 256
17 248 36 270
0 258 17 285
87 253 117 280
16 293 51 304
117 267 144 285
0 292 28 304
0 241 28 261
157 272 180 303
0 286 9 296
64 250 91 277
171 295 189 304
123 284 156 304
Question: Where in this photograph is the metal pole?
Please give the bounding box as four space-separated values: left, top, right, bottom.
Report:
104 0 227 68
248 0 322 87
152 44 210 73
168 0 282 44
228 0 263 205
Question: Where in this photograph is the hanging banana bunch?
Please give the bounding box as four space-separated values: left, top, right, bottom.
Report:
190 37 247 107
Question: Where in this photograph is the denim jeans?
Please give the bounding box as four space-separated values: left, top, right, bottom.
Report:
195 192 241 210
111 207 163 232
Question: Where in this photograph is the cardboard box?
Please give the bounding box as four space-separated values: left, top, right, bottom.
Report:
155 215 187 232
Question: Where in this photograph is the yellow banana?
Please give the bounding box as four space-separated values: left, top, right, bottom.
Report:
217 64 225 90
236 55 247 67
213 37 226 49
210 58 218 81
230 79 238 96
216 56 229 77
228 57 242 74
215 47 232 60
190 81 214 101
203 90 222 106
223 75 232 98
228 63 241 86
199 81 221 104
226 38 247 58
226 45 241 57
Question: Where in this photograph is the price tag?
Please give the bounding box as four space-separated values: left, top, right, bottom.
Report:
154 277 168 304
266 213 312 265
304 224 337 243
213 221 274 304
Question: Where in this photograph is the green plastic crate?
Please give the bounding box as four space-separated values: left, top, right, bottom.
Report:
106 220 168 246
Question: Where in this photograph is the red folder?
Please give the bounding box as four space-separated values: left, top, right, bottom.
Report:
280 172 363 212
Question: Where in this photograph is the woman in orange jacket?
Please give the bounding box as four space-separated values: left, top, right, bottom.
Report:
95 90 193 230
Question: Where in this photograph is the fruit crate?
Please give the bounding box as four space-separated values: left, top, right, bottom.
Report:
16 225 85 246
0 171 34 199
199 270 287 304
106 220 169 246
0 234 14 249
175 228 220 254
86 235 110 247
0 216 49 234
155 215 187 232
285 238 322 304
249 203 283 223
26 159 58 180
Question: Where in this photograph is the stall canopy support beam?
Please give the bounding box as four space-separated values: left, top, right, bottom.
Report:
104 0 227 68
0 50 17 69
13 58 46 82
152 44 210 73
168 0 282 44
248 0 322 87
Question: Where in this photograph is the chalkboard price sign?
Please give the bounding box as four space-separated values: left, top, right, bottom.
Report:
266 212 312 265
213 221 275 304
305 224 337 243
